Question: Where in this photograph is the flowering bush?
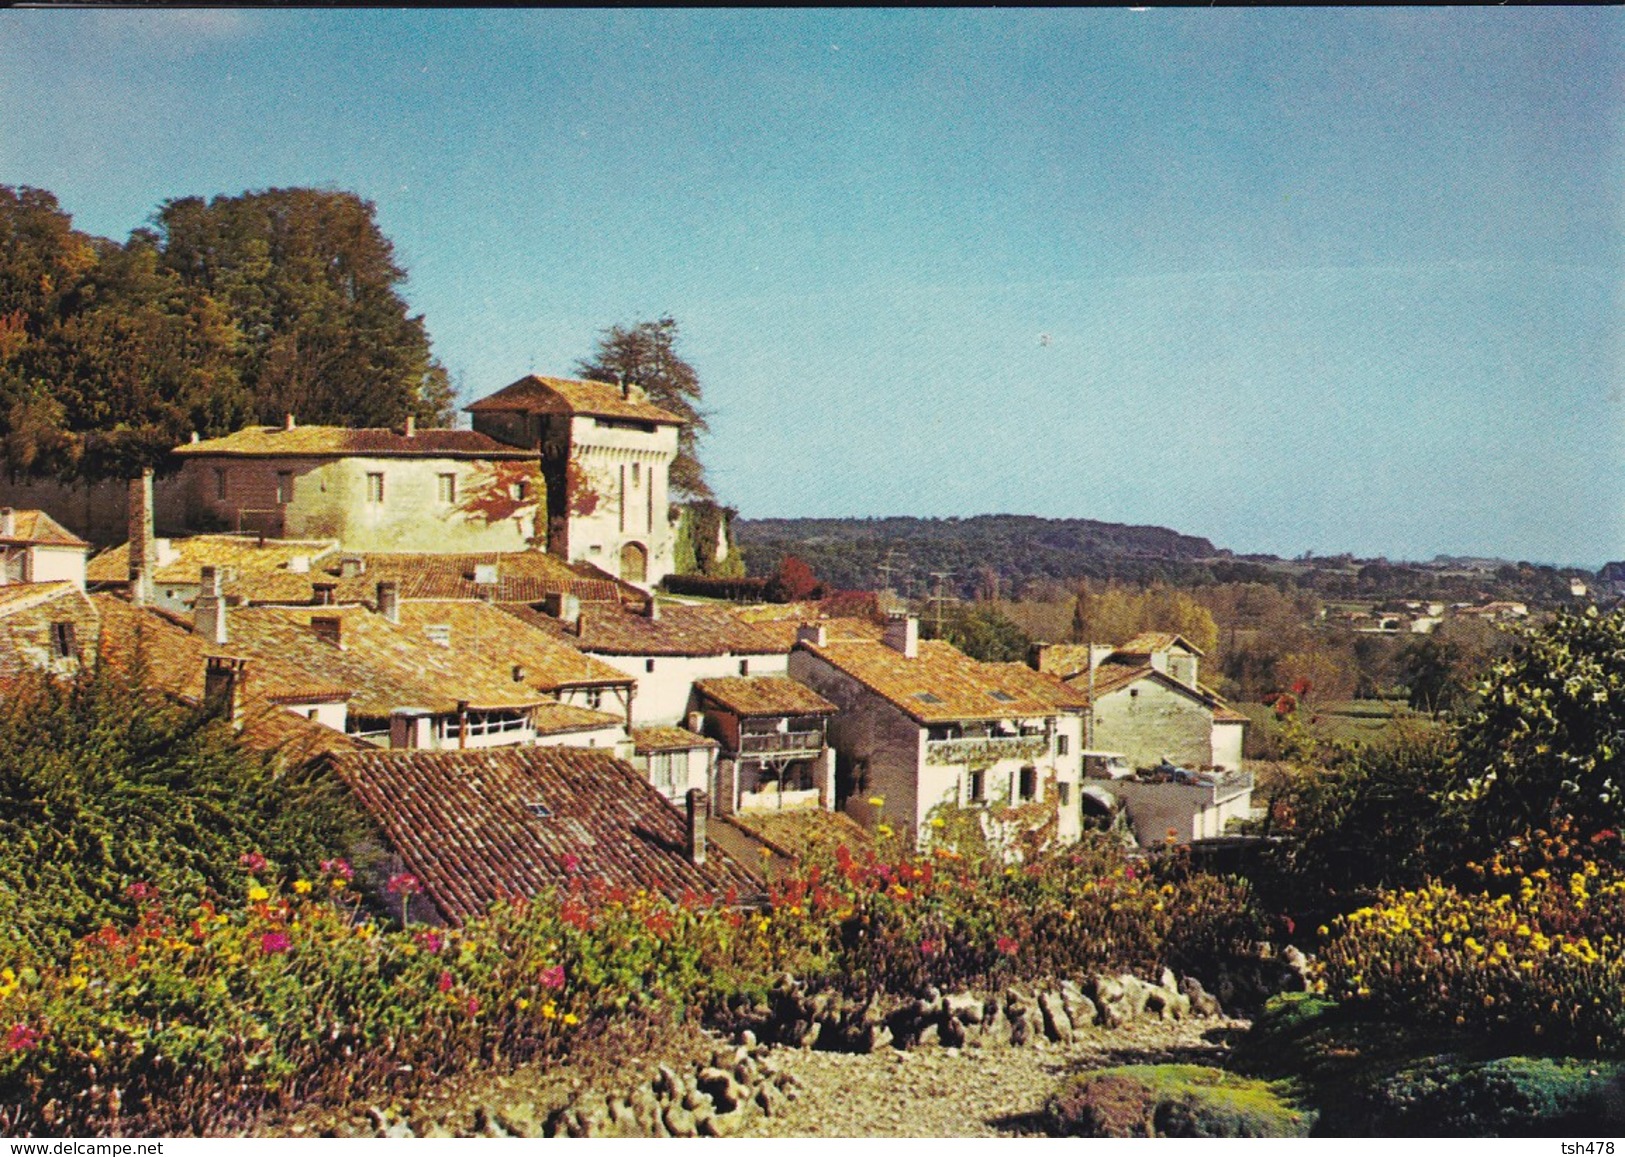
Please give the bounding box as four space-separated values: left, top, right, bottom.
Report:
0 833 1259 1135
1316 826 1625 1056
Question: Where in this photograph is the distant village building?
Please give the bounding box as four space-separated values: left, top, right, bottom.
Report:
0 508 89 589
467 375 684 587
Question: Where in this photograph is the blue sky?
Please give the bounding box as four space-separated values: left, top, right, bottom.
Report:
3 9 1621 566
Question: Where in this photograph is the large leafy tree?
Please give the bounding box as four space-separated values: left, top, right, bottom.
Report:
575 316 711 499
156 188 454 429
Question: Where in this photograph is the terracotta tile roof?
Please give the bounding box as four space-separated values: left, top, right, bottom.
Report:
693 675 837 718
86 535 342 592
510 602 784 657
982 662 1090 712
93 596 349 706
632 726 719 753
172 425 536 459
531 701 625 735
326 746 759 922
742 615 885 652
466 375 684 426
0 510 88 548
395 601 633 691
1115 632 1204 657
223 605 550 716
724 810 874 862
0 581 83 617
1032 643 1095 679
800 638 1076 725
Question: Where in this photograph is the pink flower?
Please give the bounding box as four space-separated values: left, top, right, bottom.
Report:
437 970 454 993
5 1024 40 1052
387 872 421 896
560 853 581 874
996 936 1019 956
124 881 157 903
415 929 444 953
260 931 291 954
466 997 479 1018
919 939 939 957
321 858 354 882
539 964 566 989
239 852 268 873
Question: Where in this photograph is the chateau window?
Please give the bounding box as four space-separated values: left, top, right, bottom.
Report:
214 468 227 500
437 473 456 504
366 472 385 504
968 768 986 803
1018 765 1038 802
1056 734 1069 756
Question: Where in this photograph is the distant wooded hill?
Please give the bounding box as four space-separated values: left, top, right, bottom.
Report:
734 515 1220 596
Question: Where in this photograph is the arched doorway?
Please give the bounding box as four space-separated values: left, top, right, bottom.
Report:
619 541 648 583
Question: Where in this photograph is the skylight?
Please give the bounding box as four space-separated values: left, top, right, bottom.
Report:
987 690 1016 702
914 691 944 704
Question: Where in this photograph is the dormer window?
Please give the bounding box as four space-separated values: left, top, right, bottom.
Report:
526 802 552 819
914 691 943 705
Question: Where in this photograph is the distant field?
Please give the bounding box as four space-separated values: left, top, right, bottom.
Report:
1238 697 1440 752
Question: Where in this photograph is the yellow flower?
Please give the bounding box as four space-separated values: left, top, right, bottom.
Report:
929 817 946 829
541 1001 557 1019
516 998 530 1011
756 916 771 933
877 824 894 839
867 796 885 808
247 885 270 903
293 879 312 895
69 973 89 991
562 1012 580 1026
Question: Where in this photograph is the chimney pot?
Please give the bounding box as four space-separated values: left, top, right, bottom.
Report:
204 656 246 728
284 413 296 431
127 469 156 607
311 615 343 647
796 623 827 647
377 580 400 624
189 431 200 444
312 581 337 606
0 508 13 538
686 788 708 866
404 414 416 438
882 613 919 659
194 569 228 645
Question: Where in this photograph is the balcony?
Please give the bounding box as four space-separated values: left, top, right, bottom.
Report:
738 729 825 758
925 734 1051 768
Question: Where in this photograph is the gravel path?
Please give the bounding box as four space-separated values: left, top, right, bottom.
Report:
736 1016 1252 1138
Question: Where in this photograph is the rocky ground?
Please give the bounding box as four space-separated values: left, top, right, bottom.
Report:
735 1015 1251 1138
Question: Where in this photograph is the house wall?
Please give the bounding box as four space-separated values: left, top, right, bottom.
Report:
0 589 99 679
564 416 679 586
635 744 715 804
1091 679 1215 771
594 650 789 727
179 455 540 554
1110 780 1253 846
276 700 349 733
1211 720 1245 772
536 723 627 751
21 545 88 589
0 477 182 547
788 649 926 838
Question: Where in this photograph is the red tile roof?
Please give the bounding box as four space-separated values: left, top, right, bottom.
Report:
326 746 759 922
466 375 684 426
632 726 718 752
172 425 535 459
531 701 625 735
395 601 633 691
1114 632 1204 657
508 602 784 657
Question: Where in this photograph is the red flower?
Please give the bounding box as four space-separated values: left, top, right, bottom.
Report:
260 931 291 954
1291 677 1313 697
239 852 268 873
5 1024 41 1052
560 853 581 874
996 936 1019 956
386 872 421 896
437 970 454 993
414 929 444 953
919 939 939 957
124 881 157 903
539 964 565 989
321 857 354 882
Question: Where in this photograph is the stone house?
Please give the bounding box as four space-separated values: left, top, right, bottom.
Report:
325 746 762 924
0 508 89 589
0 582 98 684
467 375 683 587
630 726 720 806
788 616 1086 845
1040 633 1247 773
690 675 838 817
170 417 544 553
86 533 343 614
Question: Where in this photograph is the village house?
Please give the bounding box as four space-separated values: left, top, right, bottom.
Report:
170 418 544 553
86 533 344 613
629 726 720 806
0 581 98 684
0 508 90 589
690 675 838 816
1037 633 1248 773
325 746 761 924
466 375 683 587
788 616 1086 845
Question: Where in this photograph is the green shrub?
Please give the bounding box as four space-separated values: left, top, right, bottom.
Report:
1370 1056 1625 1137
1045 1064 1313 1138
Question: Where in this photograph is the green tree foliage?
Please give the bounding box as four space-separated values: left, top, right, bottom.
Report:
1399 618 1511 718
156 188 453 429
0 664 368 964
925 603 1034 663
1072 581 1219 655
1453 607 1625 843
576 316 711 499
0 185 452 481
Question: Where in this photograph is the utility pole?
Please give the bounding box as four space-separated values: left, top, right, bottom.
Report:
927 571 957 635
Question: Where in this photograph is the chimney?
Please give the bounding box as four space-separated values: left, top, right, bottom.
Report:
645 596 660 622
389 707 431 750
404 414 416 438
312 581 337 606
339 555 365 579
284 413 296 431
1088 643 1115 673
377 580 400 624
203 655 247 728
0 508 13 538
617 371 629 400
542 591 581 630
512 664 527 683
882 613 919 659
685 788 708 866
310 615 343 648
796 623 827 648
194 565 228 645
189 431 200 444
127 469 156 606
